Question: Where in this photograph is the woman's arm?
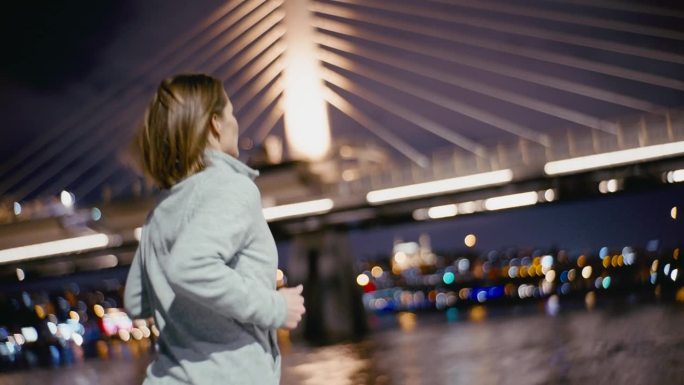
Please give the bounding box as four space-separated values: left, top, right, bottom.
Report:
163 174 287 330
123 247 153 319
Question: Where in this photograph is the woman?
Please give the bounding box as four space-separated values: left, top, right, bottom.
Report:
124 74 305 385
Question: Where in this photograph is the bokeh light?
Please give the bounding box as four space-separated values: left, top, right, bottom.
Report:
464 234 477 248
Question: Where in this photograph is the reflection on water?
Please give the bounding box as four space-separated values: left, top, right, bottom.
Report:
284 301 684 385
2 301 684 385
284 344 376 385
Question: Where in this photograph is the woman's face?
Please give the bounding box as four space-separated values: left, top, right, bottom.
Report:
212 92 239 157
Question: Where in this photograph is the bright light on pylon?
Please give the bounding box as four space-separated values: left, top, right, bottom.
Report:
282 1 331 161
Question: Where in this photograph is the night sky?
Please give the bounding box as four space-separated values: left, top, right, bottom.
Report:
0 0 225 153
0 1 128 89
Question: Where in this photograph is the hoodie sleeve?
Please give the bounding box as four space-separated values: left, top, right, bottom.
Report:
162 173 287 330
123 246 153 319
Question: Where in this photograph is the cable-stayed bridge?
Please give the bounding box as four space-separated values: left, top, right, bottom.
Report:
1 0 683 276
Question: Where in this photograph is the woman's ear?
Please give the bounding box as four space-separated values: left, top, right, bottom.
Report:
206 114 222 150
209 113 221 137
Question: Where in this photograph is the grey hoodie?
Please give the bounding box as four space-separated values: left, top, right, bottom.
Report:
124 149 287 385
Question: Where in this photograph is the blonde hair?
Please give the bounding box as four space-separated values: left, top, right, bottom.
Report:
137 74 227 189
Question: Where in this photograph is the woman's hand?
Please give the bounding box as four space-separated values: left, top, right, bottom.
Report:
278 284 305 330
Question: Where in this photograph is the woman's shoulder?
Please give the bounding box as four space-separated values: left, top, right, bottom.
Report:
187 166 261 214
197 165 258 193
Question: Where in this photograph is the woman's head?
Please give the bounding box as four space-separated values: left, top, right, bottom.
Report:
137 74 239 189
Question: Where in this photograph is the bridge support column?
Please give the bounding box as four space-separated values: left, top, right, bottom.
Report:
287 229 367 345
